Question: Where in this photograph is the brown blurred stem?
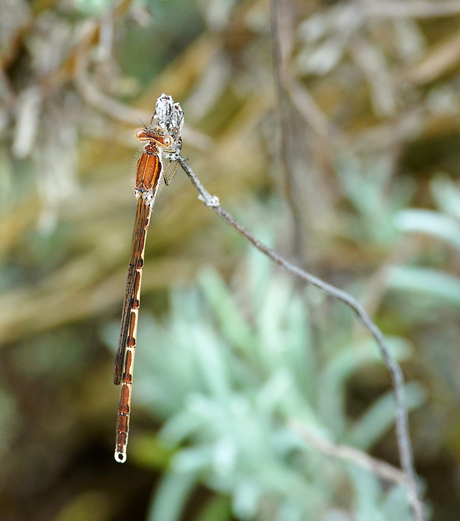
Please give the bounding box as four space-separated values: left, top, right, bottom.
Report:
269 0 304 259
362 0 460 18
178 155 425 521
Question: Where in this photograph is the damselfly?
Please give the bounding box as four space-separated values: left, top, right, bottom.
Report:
113 94 184 463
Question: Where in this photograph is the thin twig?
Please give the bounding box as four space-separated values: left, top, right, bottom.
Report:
290 420 408 485
177 156 425 521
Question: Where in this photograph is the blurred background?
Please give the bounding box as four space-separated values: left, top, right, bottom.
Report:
1 0 460 519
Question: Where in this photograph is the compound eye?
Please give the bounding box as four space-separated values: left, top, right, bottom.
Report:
163 135 174 147
135 128 149 141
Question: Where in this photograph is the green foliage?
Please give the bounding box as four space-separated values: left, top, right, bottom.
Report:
74 0 114 15
103 247 425 520
349 467 409 521
391 175 460 310
336 155 414 245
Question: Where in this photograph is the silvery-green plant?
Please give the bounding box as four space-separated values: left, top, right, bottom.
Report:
391 174 460 309
104 244 425 521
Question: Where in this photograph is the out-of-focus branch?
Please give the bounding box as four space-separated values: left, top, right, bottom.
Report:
406 27 460 85
74 50 152 125
269 0 304 258
290 420 408 484
178 155 425 521
73 40 212 151
288 80 337 141
362 0 460 18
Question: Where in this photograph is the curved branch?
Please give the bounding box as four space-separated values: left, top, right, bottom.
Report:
178 155 425 521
